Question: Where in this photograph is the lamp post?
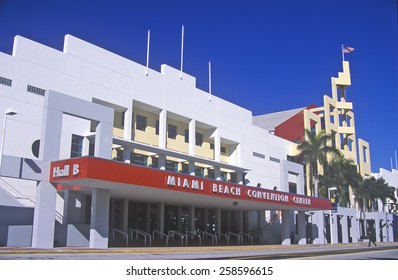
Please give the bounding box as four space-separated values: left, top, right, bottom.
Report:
328 187 337 245
0 108 18 175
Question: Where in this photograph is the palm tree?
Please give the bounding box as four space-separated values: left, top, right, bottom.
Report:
318 156 362 207
352 176 396 235
296 129 341 197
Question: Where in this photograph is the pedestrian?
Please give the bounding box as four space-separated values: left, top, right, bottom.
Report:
368 228 377 247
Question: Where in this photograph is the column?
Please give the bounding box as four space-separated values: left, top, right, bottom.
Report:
341 215 349 243
61 190 83 246
214 166 221 181
236 171 244 185
158 154 166 170
123 106 133 141
94 121 113 159
158 203 165 234
189 206 195 235
189 119 195 156
311 212 325 245
227 211 232 232
351 216 360 243
188 161 195 176
281 210 291 245
214 129 220 162
145 203 151 233
215 208 222 236
237 210 243 233
123 148 131 163
159 110 167 149
32 182 57 248
122 199 129 234
89 188 110 249
330 214 338 244
297 211 306 245
375 218 381 242
258 210 266 230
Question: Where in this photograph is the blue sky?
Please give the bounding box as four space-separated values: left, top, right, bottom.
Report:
0 0 397 172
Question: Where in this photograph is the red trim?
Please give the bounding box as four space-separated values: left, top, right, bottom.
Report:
50 157 331 210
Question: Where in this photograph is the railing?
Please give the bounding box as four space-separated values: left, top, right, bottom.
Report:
168 230 187 246
152 230 169 246
226 232 241 245
0 178 35 207
200 231 217 246
249 232 263 244
112 229 129 247
186 231 202 246
239 232 253 245
130 229 152 247
216 232 230 245
265 210 282 230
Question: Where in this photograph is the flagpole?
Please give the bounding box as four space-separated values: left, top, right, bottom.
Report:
208 61 212 101
146 30 150 76
395 150 397 170
180 25 184 79
341 44 345 61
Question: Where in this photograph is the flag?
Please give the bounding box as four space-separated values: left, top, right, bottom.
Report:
342 45 355 53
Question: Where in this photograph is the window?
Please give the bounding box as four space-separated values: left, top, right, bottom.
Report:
166 160 178 172
221 146 227 154
195 133 203 146
131 153 148 166
71 135 84 158
184 129 189 143
136 114 147 131
270 157 280 163
168 124 177 139
0 76 12 87
27 85 46 96
253 152 265 159
195 166 205 177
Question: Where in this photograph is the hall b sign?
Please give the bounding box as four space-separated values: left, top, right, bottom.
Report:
52 164 80 178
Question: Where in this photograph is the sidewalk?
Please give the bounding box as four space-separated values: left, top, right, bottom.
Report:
1 242 396 256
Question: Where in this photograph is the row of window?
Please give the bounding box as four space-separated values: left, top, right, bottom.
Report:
136 114 227 153
0 75 46 96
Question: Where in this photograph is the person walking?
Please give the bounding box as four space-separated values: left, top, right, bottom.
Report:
368 228 377 247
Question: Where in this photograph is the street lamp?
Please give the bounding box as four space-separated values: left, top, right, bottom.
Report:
328 187 337 245
0 108 18 175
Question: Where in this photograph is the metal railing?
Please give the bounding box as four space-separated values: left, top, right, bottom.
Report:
112 229 128 247
0 178 35 207
152 230 169 246
200 231 217 246
186 231 202 246
249 232 263 244
130 229 152 247
216 232 230 245
239 232 253 245
168 230 187 246
226 232 241 245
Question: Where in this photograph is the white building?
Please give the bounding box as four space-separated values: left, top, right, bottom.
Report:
0 34 393 248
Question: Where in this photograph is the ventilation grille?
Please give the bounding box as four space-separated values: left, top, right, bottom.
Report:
0 76 12 87
27 85 46 96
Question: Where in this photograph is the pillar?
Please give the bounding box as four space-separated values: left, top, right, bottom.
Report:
297 211 306 245
215 208 222 236
375 218 381 242
281 210 291 245
311 211 325 245
159 110 167 149
89 189 110 249
123 148 131 163
341 215 349 243
123 106 133 141
122 199 129 233
189 206 195 235
32 182 57 248
214 129 220 162
189 119 195 156
351 215 360 243
158 202 165 234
